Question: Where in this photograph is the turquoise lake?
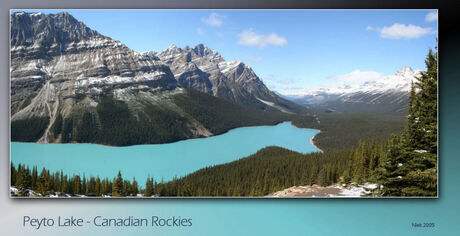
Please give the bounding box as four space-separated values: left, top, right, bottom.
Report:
11 122 319 184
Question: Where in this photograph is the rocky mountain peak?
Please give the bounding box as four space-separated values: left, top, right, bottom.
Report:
10 11 178 140
11 11 105 49
10 11 307 146
193 44 216 57
161 44 182 54
153 44 305 113
395 66 416 77
218 60 243 73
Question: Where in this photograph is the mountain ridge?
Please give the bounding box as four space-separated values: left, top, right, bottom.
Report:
284 67 421 114
10 11 311 146
145 44 307 114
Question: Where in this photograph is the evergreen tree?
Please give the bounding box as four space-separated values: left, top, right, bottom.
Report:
112 171 123 197
73 175 81 195
11 164 16 186
132 177 139 195
36 168 50 194
82 175 87 195
144 176 154 197
15 165 31 196
31 167 38 190
378 47 438 196
95 177 101 196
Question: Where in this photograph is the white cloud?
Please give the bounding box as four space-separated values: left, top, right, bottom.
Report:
237 29 287 48
328 70 383 86
379 23 433 39
197 28 204 35
276 67 422 96
202 13 224 27
366 26 373 31
278 70 385 96
425 12 438 22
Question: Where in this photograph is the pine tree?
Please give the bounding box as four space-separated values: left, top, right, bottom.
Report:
132 177 138 195
144 176 153 197
37 168 50 194
378 47 437 196
73 175 81 195
15 165 32 196
11 164 16 186
96 177 102 196
31 167 38 190
82 175 87 195
415 49 438 153
112 171 123 197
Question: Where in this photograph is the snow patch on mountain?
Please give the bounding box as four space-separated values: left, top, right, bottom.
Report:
284 66 421 97
218 60 243 74
255 97 294 114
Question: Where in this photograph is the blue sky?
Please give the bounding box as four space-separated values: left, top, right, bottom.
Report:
16 10 438 95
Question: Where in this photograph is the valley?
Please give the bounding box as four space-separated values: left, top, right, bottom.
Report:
11 122 319 192
10 11 437 198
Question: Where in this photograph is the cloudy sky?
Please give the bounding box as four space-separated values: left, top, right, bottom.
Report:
18 10 438 95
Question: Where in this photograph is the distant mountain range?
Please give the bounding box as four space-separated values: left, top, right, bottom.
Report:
10 12 307 145
284 67 421 114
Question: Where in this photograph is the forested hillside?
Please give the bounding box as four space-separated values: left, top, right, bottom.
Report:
307 112 406 151
173 89 294 134
10 141 386 197
12 89 315 146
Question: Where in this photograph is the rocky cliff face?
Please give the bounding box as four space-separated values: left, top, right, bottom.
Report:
10 12 301 145
10 12 190 143
148 44 306 114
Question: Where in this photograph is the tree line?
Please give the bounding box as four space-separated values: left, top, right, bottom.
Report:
10 140 384 197
11 164 141 197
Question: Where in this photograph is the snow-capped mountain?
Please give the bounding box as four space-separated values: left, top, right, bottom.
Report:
144 44 306 114
11 12 178 116
291 67 420 98
286 67 422 114
10 12 192 143
10 12 309 146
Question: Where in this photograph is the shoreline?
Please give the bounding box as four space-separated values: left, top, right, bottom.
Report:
11 120 295 148
289 120 323 153
310 131 323 153
12 122 325 154
11 122 324 191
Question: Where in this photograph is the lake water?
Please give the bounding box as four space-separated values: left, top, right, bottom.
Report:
11 122 319 185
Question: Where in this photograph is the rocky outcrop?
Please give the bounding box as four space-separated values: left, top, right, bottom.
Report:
10 12 305 145
10 12 182 143
268 183 379 197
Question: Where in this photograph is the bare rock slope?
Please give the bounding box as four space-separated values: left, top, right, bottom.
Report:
10 12 302 146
